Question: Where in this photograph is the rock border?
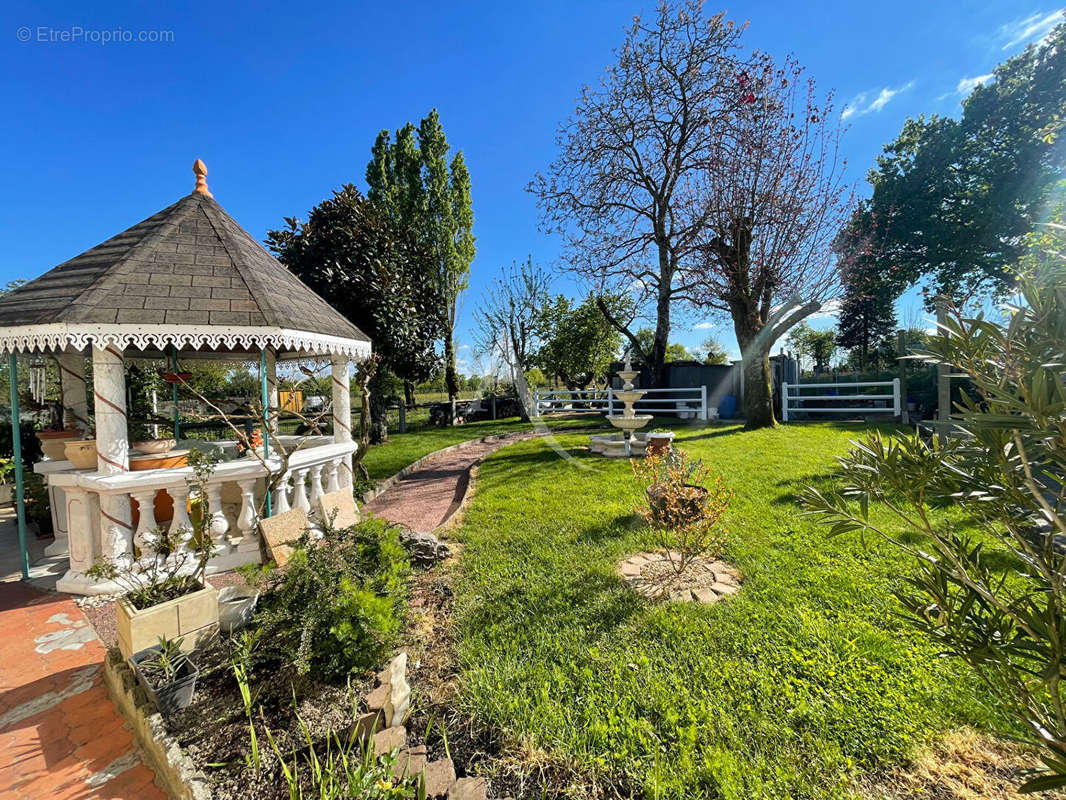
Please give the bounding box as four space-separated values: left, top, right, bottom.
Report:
617 552 742 603
102 648 213 800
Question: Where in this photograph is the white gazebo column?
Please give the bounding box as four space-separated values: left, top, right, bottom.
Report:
92 345 133 564
57 350 89 433
265 347 279 435
330 355 352 487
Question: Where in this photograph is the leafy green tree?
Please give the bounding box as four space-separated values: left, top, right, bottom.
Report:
266 185 443 442
693 336 730 365
534 295 622 389
367 110 475 404
635 328 691 364
844 23 1066 307
787 322 838 374
833 209 899 369
802 244 1066 792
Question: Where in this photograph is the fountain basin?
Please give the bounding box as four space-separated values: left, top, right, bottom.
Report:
607 414 653 431
613 390 646 406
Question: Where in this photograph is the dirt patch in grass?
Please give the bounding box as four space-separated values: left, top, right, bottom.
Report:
399 558 635 800
857 728 1064 800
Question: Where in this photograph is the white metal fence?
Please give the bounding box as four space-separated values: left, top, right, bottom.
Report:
533 386 711 421
782 379 900 422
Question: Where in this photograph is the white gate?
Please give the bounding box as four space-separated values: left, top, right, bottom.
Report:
782 379 900 422
533 386 710 420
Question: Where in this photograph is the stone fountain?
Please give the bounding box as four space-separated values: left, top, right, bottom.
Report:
590 354 653 458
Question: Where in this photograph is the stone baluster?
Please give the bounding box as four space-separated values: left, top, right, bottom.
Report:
206 482 230 554
131 489 158 558
309 463 325 516
292 468 311 516
169 485 193 551
325 459 341 494
274 472 292 514
236 479 259 539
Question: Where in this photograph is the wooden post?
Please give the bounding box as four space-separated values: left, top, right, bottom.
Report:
936 296 951 431
897 329 909 424
490 395 496 420
398 401 406 434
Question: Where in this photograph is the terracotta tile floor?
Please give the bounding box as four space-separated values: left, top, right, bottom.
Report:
0 582 165 799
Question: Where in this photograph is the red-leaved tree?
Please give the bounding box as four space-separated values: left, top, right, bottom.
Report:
689 53 853 427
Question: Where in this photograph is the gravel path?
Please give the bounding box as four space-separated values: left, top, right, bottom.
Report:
363 432 542 533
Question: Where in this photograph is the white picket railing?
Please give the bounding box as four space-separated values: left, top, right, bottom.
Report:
782 379 901 422
533 386 710 421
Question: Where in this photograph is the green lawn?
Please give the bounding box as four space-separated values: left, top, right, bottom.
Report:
450 422 1010 799
359 413 610 481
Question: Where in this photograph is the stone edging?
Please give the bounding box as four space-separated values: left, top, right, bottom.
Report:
102 649 213 800
618 552 742 603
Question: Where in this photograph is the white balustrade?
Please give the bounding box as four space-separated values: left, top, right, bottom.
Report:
169 485 193 551
325 459 341 493
309 463 325 515
235 478 258 540
36 436 358 595
292 468 311 515
274 472 292 514
131 489 158 557
206 484 230 553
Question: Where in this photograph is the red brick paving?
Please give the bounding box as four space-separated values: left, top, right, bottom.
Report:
364 433 540 532
0 582 165 799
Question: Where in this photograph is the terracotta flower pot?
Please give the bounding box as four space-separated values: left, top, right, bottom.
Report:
37 429 81 460
63 439 97 470
646 431 675 454
132 439 177 455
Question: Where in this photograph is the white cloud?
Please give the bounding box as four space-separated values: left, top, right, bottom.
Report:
999 9 1063 50
458 344 471 351
693 321 715 330
956 73 994 95
841 82 914 120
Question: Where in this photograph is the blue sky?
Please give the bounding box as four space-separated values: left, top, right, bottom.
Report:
2 1 1058 371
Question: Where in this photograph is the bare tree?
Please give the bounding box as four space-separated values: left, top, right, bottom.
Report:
530 1 749 386
689 53 852 427
474 257 551 419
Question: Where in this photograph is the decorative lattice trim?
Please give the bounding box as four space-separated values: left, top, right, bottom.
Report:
0 323 372 359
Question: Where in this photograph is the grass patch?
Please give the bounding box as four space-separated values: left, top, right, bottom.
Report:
359 413 611 481
451 422 1013 799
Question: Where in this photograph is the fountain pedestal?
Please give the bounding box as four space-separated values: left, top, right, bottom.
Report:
594 357 652 457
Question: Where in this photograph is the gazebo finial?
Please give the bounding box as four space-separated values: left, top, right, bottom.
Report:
192 159 212 198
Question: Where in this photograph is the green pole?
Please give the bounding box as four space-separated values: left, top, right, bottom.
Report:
260 349 272 518
8 354 29 580
170 346 180 439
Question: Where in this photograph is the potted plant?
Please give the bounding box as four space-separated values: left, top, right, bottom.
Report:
130 635 199 714
36 426 82 460
87 449 223 658
633 447 733 577
646 428 675 454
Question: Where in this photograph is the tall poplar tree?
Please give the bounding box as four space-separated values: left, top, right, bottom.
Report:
367 110 475 404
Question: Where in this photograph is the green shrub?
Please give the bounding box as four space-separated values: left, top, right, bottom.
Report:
258 516 409 678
